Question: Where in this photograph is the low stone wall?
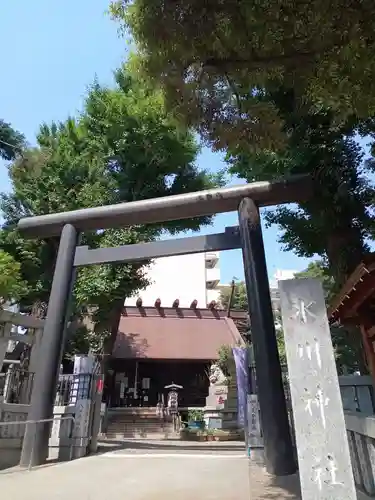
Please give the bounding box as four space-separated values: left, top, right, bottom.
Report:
0 403 29 469
0 438 23 469
48 405 76 462
0 400 93 469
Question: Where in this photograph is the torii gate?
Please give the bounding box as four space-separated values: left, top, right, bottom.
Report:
17 175 311 473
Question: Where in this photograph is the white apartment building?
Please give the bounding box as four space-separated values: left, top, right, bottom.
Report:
125 252 221 309
216 269 298 312
270 269 298 311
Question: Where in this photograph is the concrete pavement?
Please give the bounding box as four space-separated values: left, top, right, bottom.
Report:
0 440 301 500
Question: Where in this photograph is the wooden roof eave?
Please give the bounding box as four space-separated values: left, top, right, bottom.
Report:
328 257 375 323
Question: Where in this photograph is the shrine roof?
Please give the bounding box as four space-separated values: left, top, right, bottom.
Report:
113 306 245 360
328 254 375 324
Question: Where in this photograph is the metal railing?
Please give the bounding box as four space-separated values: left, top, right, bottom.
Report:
55 373 93 406
1 369 35 404
0 415 75 470
0 373 5 398
1 370 97 406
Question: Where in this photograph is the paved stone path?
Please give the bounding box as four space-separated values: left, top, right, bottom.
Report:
0 440 301 499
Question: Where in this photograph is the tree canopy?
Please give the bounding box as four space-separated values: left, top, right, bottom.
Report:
295 261 336 302
0 120 25 160
0 250 27 307
220 268 365 373
0 69 219 360
219 280 247 311
226 88 375 287
295 262 365 374
111 0 375 151
220 279 286 363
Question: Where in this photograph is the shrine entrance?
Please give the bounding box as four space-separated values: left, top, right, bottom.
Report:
17 175 311 475
109 359 209 409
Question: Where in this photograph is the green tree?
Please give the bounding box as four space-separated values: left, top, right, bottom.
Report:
220 266 364 372
1 70 219 366
296 261 365 374
220 279 286 363
295 261 335 302
111 0 375 150
0 120 25 160
0 250 27 306
227 88 375 287
219 280 247 311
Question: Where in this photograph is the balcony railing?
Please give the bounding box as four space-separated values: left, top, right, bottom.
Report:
205 266 220 287
204 252 219 268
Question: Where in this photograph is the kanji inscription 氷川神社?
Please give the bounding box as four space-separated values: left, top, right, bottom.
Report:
279 278 356 500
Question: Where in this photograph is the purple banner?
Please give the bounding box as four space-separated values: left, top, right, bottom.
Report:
232 347 249 427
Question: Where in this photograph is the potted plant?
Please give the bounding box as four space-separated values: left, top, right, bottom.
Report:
187 409 205 430
206 429 214 441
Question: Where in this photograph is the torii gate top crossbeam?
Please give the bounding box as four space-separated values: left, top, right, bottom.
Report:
17 174 311 238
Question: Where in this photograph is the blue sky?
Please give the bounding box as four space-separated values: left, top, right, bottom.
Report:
0 0 353 284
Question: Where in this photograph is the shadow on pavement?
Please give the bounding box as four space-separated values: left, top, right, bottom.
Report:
246 450 301 499
265 474 302 499
0 458 63 476
96 438 246 455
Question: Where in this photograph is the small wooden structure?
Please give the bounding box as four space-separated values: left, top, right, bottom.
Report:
328 254 375 380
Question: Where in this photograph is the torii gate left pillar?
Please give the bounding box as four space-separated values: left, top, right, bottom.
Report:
20 224 78 466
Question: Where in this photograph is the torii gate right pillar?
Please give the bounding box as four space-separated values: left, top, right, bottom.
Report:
238 198 296 476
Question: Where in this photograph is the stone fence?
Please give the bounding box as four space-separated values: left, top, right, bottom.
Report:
247 373 375 497
0 375 99 470
0 310 103 470
346 411 375 498
339 375 375 498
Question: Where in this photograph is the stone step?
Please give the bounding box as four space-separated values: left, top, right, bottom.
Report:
107 414 176 440
107 424 175 431
108 429 174 434
108 422 172 429
105 432 179 440
108 425 174 433
109 417 171 422
108 421 174 428
106 417 177 441
108 408 159 415
112 415 170 418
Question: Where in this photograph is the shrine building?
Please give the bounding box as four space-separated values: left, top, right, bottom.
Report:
108 303 245 409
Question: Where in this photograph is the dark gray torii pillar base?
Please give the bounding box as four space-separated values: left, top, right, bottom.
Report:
238 198 296 476
20 224 78 468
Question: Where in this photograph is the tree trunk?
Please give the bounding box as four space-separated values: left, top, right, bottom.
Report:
94 298 125 405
